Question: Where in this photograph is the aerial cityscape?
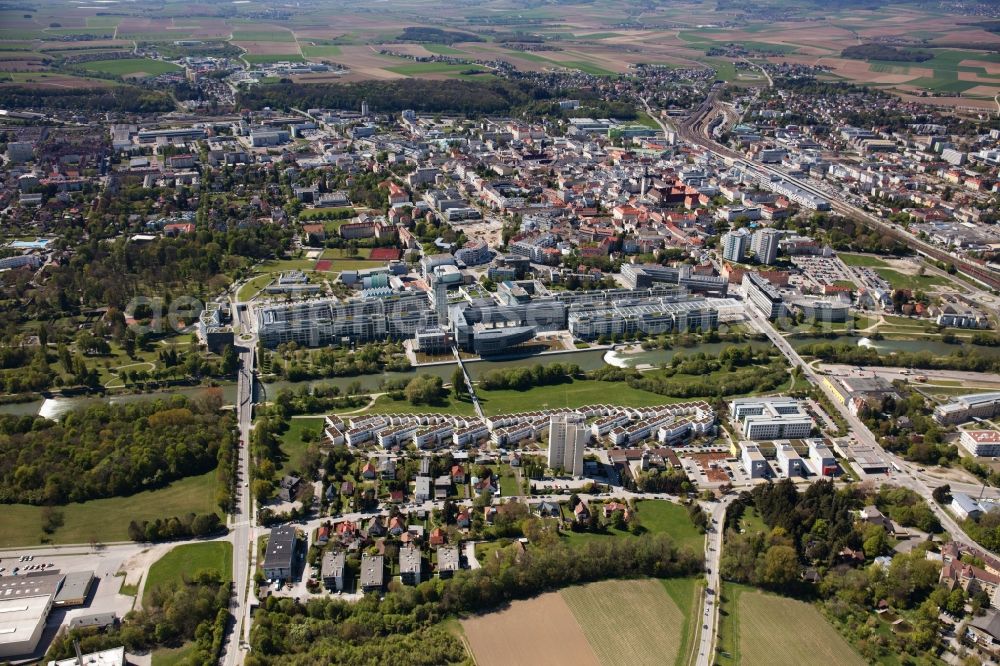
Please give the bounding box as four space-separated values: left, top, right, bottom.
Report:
2 0 1000 664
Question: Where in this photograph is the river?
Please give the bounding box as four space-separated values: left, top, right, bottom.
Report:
6 337 996 419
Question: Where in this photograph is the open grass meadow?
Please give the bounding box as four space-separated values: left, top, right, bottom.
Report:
143 541 233 606
0 470 220 548
280 416 325 474
560 500 704 554
873 268 947 290
838 252 890 268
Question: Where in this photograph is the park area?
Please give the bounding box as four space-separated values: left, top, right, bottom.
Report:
461 578 701 666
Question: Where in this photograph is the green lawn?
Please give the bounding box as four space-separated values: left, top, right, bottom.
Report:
838 252 890 268
0 470 220 548
561 500 704 553
739 507 767 535
237 274 273 302
661 577 705 666
362 394 478 417
151 643 196 666
280 417 324 474
478 379 680 415
143 541 233 605
80 58 182 76
874 268 946 290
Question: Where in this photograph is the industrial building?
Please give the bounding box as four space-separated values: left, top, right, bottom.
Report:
262 525 297 581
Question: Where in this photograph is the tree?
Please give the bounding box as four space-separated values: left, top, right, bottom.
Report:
931 484 951 504
757 545 799 590
404 374 444 406
221 344 238 376
451 368 466 398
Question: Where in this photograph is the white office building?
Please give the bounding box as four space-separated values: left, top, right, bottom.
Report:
742 272 785 320
775 443 806 477
740 443 770 479
547 413 588 476
807 439 837 477
730 397 814 440
960 430 1000 457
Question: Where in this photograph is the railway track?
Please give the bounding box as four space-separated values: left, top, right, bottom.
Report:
670 92 1000 291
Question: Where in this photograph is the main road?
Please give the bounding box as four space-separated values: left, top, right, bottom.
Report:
221 307 258 666
696 495 734 666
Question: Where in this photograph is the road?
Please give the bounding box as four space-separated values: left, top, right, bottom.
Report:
221 341 256 666
818 363 1000 387
742 302 988 551
696 496 733 666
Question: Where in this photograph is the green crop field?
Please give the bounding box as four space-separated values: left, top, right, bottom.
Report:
423 44 465 55
0 470 220 547
243 54 305 65
561 579 687 666
232 30 296 42
143 541 233 605
301 45 342 57
80 58 182 76
386 61 482 76
561 60 616 76
734 588 865 666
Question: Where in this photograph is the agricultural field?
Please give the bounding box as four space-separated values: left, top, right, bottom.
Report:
5 0 987 99
462 578 700 666
79 58 182 77
718 585 865 666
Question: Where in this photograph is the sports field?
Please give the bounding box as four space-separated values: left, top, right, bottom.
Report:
462 578 697 666
733 589 865 666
